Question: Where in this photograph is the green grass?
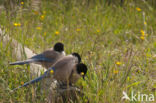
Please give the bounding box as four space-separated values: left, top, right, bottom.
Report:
0 0 156 103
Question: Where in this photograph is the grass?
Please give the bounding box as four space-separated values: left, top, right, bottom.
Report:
0 0 156 103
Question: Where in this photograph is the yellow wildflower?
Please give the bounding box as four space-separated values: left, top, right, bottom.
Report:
144 21 147 25
96 29 100 33
21 81 24 85
55 31 59 35
80 72 84 76
36 27 41 30
50 70 54 74
76 28 80 32
140 30 145 36
113 70 119 74
17 23 21 26
40 15 45 20
21 2 24 5
14 23 21 27
140 36 145 40
14 23 18 26
136 7 141 11
116 61 122 66
34 11 39 15
44 32 46 36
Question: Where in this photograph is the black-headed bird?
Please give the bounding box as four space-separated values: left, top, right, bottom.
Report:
9 42 65 69
13 53 87 90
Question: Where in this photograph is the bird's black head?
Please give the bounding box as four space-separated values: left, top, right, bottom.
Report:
54 42 64 52
76 63 88 79
72 53 81 63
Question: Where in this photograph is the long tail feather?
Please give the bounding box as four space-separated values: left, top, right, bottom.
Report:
13 67 55 91
9 59 35 65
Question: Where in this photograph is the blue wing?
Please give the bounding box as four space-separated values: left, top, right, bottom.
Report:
13 67 55 91
31 54 52 62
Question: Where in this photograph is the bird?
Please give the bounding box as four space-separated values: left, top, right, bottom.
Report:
9 42 65 69
51 53 82 84
13 53 88 90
